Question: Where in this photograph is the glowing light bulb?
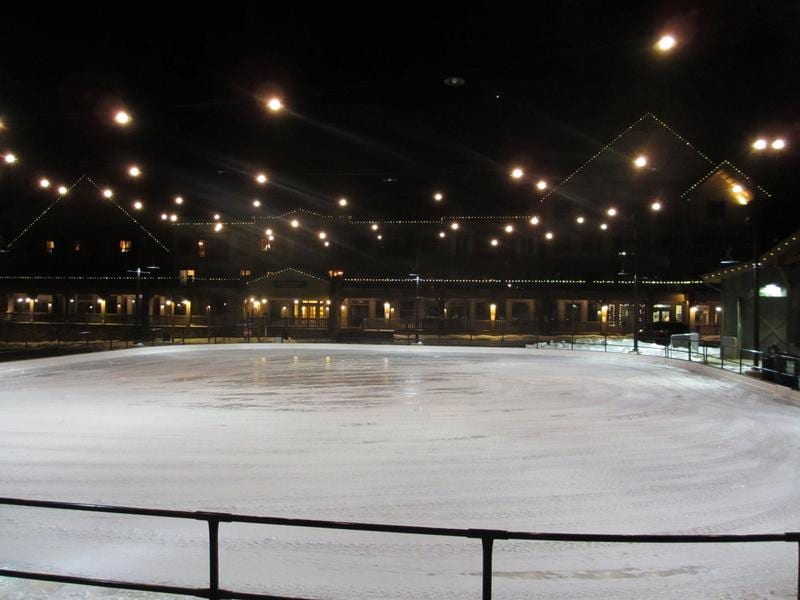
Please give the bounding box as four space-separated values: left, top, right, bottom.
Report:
752 138 768 151
338 197 348 207
265 228 273 236
39 178 51 189
655 34 677 52
607 207 617 217
634 155 648 168
371 223 379 231
772 138 786 150
102 188 113 198
4 152 17 164
214 223 223 232
114 110 132 125
545 231 554 240
290 219 299 228
255 173 268 184
434 192 444 201
576 216 585 224
128 165 141 177
169 214 178 222
174 196 184 205
213 213 220 221
133 200 143 210
511 167 524 179
530 216 540 225
490 238 499 247
267 97 283 112
319 231 327 240
600 223 608 230
252 199 261 208
161 213 168 221
450 222 460 231
651 201 662 211
535 179 547 191
57 185 68 195
504 224 514 233
439 232 446 238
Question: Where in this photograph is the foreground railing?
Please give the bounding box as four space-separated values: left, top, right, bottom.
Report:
0 497 798 599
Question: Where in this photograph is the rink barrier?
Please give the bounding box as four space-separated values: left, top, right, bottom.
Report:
0 497 799 599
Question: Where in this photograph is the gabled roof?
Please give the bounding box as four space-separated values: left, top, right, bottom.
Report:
6 175 170 252
704 229 800 283
246 267 329 286
681 160 771 199
541 113 716 204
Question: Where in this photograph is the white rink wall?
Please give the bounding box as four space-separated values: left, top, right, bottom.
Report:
0 344 799 599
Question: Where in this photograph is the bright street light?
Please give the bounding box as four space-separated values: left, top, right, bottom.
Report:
39 178 51 189
128 165 141 177
535 179 547 191
175 196 184 205
102 188 113 198
434 192 444 201
4 152 17 164
114 110 132 126
511 167 524 179
255 173 268 184
633 155 648 169
772 138 786 150
57 185 68 195
266 97 283 112
655 34 677 52
338 197 348 207
752 138 768 151
133 200 143 210
651 201 662 212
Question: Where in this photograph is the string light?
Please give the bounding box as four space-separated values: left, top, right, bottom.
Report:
530 216 540 225
57 185 68 195
102 188 113 198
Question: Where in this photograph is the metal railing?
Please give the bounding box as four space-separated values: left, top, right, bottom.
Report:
0 497 798 599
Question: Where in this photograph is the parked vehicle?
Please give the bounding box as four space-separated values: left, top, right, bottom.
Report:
637 322 691 345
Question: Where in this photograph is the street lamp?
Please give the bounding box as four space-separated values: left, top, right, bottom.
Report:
409 273 421 343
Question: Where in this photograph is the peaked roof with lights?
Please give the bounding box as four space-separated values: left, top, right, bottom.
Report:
4 176 170 253
704 229 800 283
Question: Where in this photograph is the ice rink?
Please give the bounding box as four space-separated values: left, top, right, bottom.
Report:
1 344 799 599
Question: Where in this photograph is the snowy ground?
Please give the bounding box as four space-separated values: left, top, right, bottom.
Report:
0 344 798 599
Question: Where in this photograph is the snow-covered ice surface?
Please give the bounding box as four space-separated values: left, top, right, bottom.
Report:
0 344 799 599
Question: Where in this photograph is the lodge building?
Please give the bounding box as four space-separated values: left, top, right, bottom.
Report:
1 115 760 341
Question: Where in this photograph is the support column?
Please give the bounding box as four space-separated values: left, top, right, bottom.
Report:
557 300 566 322
579 300 589 323
468 299 477 328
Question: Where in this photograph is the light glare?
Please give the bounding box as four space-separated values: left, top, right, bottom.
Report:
511 167 524 179
267 97 283 112
655 34 677 52
114 110 131 125
39 178 51 189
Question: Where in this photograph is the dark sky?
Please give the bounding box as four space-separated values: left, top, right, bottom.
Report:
1 2 798 225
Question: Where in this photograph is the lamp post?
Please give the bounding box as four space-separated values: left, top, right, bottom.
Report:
409 273 420 342
128 265 159 341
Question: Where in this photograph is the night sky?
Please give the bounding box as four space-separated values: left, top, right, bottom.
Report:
1 3 798 233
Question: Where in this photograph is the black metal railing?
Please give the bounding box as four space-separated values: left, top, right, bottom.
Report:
0 497 798 599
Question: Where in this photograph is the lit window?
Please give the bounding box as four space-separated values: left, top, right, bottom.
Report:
178 269 196 282
198 239 207 258
119 240 132 253
240 268 252 277
46 240 55 254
